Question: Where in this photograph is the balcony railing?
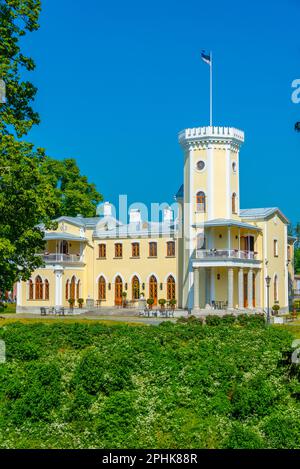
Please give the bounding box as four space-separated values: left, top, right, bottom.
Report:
196 249 258 260
42 253 84 263
293 290 300 297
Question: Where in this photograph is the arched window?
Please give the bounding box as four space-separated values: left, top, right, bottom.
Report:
29 279 34 300
149 275 158 305
167 275 176 301
98 276 106 300
60 240 68 254
65 280 69 300
196 191 206 213
132 276 140 300
232 193 237 214
35 275 43 300
274 275 278 302
76 280 80 299
45 279 49 300
70 276 76 299
115 275 123 306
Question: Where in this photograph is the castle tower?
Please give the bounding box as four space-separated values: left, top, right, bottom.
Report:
178 126 245 309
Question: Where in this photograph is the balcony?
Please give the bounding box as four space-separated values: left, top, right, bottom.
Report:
42 253 84 264
196 249 258 260
293 290 300 298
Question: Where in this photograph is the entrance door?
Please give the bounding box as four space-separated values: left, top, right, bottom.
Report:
149 275 158 306
115 276 123 306
243 273 248 307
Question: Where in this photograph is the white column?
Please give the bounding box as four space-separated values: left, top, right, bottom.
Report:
205 268 211 305
228 227 231 254
238 268 244 309
16 281 22 307
255 270 261 309
228 268 234 309
210 268 215 302
54 266 64 308
248 269 253 309
193 268 200 309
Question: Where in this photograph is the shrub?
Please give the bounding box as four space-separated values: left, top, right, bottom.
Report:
223 422 266 449
205 315 222 326
221 314 236 325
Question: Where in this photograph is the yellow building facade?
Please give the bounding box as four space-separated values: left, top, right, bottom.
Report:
17 125 294 314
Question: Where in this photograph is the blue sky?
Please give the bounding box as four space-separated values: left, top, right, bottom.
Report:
22 0 300 224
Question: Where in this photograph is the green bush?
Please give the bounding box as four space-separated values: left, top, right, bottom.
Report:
221 314 236 325
205 315 223 326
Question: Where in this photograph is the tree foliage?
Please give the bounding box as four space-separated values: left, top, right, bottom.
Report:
0 0 41 137
41 157 102 218
0 320 299 449
0 1 102 292
0 136 59 292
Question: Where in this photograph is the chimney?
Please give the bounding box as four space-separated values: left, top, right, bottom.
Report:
163 207 173 222
129 209 142 224
97 201 112 217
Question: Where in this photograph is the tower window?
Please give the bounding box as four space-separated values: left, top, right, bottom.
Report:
196 160 205 171
274 239 278 257
232 161 237 172
196 191 206 213
232 193 237 214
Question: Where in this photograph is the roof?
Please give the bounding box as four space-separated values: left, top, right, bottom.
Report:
240 207 289 224
194 218 261 231
175 184 184 199
44 233 88 242
93 221 178 239
55 215 122 229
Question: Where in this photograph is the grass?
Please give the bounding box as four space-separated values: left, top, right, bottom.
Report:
0 303 16 314
0 317 148 327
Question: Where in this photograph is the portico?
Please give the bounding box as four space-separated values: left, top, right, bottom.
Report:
192 264 262 312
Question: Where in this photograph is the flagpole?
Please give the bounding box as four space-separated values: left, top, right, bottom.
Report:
210 51 213 127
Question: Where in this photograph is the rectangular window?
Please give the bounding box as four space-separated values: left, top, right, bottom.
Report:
132 242 140 258
149 242 157 257
115 243 122 258
98 243 106 258
274 239 278 257
167 241 175 257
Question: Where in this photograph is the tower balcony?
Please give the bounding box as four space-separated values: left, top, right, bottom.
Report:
194 249 262 268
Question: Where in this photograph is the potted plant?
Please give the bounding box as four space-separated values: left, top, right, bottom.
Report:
122 291 127 308
147 298 154 310
169 299 177 311
78 298 84 308
68 298 75 309
158 299 166 310
272 304 280 316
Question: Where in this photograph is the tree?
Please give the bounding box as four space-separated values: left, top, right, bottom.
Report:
40 158 102 218
0 1 102 292
0 136 59 292
0 0 41 137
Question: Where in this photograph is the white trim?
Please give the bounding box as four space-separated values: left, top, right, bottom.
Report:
273 272 279 303
264 221 268 308
284 225 289 307
95 273 109 283
146 272 159 283
129 272 142 283
226 145 231 218
163 272 177 283
112 272 125 283
207 145 214 219
17 281 22 306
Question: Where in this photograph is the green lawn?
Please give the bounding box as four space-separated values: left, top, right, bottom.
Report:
0 318 299 449
0 303 16 314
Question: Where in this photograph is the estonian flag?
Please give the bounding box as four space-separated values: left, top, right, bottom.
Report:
201 50 211 66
